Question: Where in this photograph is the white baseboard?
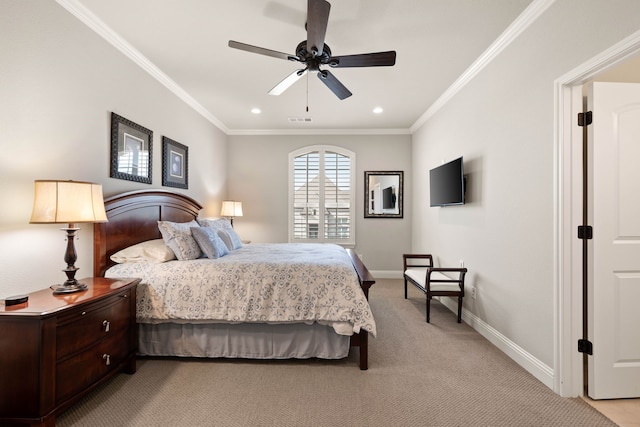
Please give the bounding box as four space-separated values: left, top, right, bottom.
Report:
438 297 554 390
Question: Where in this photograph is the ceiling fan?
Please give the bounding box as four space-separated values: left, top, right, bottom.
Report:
228 0 396 100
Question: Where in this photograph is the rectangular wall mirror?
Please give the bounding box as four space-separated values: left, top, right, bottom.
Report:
364 171 403 218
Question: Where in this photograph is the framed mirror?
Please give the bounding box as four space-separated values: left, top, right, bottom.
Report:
364 171 403 218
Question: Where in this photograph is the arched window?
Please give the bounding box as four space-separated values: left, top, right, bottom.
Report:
288 145 355 246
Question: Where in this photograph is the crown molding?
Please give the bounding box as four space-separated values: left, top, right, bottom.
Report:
410 0 556 133
56 0 230 134
227 128 411 136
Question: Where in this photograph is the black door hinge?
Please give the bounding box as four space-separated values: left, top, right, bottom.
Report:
578 339 593 355
578 111 593 127
578 225 593 240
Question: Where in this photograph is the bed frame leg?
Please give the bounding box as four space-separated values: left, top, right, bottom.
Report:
359 331 368 370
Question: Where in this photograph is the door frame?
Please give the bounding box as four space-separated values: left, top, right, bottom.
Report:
554 29 640 397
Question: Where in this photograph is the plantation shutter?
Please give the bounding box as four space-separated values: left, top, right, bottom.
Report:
293 151 320 240
289 146 355 245
324 151 351 240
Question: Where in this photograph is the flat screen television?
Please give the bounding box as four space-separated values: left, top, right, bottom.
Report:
429 156 465 207
382 186 395 209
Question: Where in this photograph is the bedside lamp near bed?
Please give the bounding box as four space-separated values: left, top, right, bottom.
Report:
220 200 243 227
29 180 108 294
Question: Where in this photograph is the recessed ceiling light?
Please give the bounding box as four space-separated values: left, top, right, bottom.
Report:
373 107 384 114
251 108 261 114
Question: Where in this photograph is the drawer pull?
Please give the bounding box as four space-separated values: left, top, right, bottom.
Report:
103 354 111 366
121 293 128 298
81 311 86 316
102 320 110 332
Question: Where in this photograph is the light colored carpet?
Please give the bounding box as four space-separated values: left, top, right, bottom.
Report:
57 279 616 427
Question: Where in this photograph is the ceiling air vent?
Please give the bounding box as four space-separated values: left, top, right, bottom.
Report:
288 117 313 123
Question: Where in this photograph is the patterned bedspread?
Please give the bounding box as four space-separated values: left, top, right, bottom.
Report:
105 243 376 337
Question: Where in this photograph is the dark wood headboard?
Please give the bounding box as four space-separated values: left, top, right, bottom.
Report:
93 190 202 277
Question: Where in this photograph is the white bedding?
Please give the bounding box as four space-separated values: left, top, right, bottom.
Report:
106 243 376 337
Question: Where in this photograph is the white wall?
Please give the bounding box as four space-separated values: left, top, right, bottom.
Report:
411 0 640 369
0 1 228 298
227 134 412 272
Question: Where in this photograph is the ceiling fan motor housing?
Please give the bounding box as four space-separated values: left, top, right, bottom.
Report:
295 41 337 71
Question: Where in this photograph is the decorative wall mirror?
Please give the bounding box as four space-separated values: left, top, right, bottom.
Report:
364 171 403 218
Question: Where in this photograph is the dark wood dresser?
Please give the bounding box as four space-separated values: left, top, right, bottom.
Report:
0 277 140 427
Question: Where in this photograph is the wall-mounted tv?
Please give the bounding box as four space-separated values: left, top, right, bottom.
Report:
429 156 465 207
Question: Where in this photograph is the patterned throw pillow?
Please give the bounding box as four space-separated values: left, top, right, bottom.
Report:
157 220 202 260
191 227 229 259
217 228 243 251
197 217 243 250
197 218 233 230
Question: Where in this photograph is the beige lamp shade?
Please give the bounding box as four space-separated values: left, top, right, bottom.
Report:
29 180 108 224
220 201 243 217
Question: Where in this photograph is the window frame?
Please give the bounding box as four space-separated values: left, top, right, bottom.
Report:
288 145 356 247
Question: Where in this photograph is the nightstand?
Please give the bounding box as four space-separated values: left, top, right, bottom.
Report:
0 277 140 427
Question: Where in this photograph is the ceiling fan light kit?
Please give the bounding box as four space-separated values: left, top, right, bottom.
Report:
228 0 396 100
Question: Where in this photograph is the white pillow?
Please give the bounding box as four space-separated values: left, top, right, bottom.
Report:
157 220 202 260
110 239 176 264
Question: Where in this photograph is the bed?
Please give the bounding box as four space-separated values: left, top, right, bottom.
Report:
93 190 376 369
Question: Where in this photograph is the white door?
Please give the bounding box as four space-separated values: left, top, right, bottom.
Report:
588 81 640 399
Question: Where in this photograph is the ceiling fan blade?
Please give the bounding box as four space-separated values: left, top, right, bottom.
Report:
269 69 308 96
317 70 352 100
329 51 397 68
228 40 296 61
307 0 330 57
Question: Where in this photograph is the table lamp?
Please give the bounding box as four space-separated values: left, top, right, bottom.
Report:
29 180 108 294
220 200 243 227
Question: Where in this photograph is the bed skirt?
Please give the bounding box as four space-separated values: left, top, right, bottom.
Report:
138 322 350 360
